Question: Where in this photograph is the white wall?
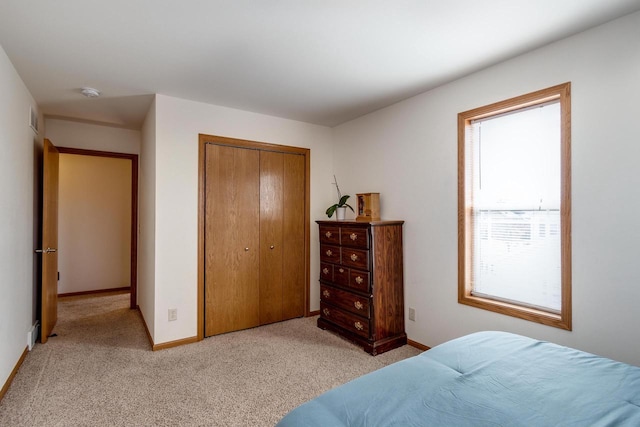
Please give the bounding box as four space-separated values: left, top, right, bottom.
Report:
58 155 131 294
0 43 41 387
333 11 640 366
138 97 157 337
45 119 140 154
150 94 334 344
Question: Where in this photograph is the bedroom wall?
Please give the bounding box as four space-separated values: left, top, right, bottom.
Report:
332 11 640 366
138 97 157 339
150 94 334 345
57 154 132 294
0 43 42 388
44 118 140 155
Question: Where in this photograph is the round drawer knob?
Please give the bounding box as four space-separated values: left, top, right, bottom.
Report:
339 268 344 273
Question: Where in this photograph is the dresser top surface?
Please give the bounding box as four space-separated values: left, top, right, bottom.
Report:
316 219 404 226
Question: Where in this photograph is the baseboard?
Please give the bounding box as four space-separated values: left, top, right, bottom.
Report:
136 308 198 351
308 310 320 316
58 287 130 298
153 336 199 351
407 339 430 351
0 346 28 402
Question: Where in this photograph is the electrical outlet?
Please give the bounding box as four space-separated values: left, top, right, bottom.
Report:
168 308 178 321
408 307 416 321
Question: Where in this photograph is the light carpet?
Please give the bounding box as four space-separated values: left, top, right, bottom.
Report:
0 293 420 426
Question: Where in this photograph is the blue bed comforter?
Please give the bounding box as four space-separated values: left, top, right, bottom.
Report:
276 331 640 426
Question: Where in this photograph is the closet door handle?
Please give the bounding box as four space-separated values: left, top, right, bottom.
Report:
244 247 249 252
270 245 274 249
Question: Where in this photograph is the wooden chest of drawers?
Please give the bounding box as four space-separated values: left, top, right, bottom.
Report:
316 220 406 355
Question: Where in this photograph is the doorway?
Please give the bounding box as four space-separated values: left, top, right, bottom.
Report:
57 147 138 309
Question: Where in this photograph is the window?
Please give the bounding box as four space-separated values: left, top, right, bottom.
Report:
458 83 571 330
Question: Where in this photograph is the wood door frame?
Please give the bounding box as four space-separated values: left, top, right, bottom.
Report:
56 147 139 310
197 134 311 341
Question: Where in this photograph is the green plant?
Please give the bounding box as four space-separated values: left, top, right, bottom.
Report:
326 175 354 218
326 195 355 218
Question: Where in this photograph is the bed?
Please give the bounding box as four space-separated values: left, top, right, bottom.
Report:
276 331 640 426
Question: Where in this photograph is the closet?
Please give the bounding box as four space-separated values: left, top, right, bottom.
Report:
201 135 308 337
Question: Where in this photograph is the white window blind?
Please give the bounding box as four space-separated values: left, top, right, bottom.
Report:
468 102 561 313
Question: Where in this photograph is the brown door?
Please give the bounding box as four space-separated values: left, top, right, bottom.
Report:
259 151 284 324
40 139 59 343
201 136 307 337
260 152 305 324
281 153 305 320
204 144 260 336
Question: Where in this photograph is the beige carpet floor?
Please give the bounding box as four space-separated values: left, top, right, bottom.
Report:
0 293 420 426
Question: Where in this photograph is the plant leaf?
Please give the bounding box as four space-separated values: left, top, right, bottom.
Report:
338 195 350 206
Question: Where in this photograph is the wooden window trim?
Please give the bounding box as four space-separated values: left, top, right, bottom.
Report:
457 82 572 330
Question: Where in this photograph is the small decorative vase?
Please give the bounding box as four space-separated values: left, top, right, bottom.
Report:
336 206 347 221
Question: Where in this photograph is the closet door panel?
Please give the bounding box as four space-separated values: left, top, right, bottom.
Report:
259 151 284 324
282 153 305 320
205 144 260 336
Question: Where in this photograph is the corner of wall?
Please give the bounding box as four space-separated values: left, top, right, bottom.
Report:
137 96 157 342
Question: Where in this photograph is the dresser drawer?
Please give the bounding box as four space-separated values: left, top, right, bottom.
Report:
319 226 341 245
320 284 370 318
349 269 370 293
320 244 341 264
333 265 349 286
320 263 333 281
341 227 369 249
341 248 369 270
321 302 370 339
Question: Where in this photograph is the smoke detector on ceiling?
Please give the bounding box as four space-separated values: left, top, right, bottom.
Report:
80 87 101 98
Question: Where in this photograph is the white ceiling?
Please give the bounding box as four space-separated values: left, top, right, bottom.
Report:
1 1 639 129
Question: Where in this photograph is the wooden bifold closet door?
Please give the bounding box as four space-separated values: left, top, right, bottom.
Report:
204 142 305 337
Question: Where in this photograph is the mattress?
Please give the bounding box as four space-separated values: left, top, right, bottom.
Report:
276 331 640 426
